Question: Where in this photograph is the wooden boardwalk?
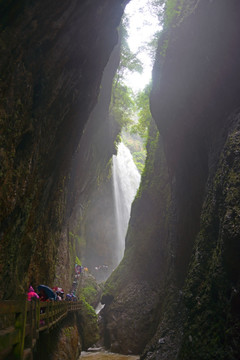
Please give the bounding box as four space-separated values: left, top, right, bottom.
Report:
0 297 82 360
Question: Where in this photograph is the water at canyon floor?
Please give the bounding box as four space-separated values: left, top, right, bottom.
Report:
80 351 139 360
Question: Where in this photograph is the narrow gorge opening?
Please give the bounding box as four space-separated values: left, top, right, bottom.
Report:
79 0 162 283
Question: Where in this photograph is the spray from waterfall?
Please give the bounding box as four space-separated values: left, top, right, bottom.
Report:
112 142 141 264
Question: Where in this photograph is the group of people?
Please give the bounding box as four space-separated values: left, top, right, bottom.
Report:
94 264 109 272
27 285 78 302
27 285 64 302
75 264 88 276
27 263 90 303
27 263 88 302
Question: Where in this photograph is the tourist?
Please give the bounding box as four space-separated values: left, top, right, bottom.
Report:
66 293 72 301
39 288 48 301
27 286 39 301
56 290 64 301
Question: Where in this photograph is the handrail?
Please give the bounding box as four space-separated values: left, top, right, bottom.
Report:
0 298 82 360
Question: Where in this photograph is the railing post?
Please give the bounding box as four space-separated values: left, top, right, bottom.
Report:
35 300 40 339
31 299 39 344
46 303 50 333
53 302 55 323
13 296 27 359
28 300 33 350
49 302 52 326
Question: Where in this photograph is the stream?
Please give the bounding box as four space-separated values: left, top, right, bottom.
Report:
79 350 139 360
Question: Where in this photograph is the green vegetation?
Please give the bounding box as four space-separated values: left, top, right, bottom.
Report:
149 0 200 58
78 296 99 349
132 151 146 174
121 131 146 173
69 231 86 265
109 10 160 173
130 83 152 140
81 285 98 304
110 17 142 130
75 256 81 266
164 0 200 27
102 254 131 300
110 82 135 129
164 0 179 26
63 326 75 338
135 120 160 199
148 0 200 28
80 274 102 307
117 81 153 173
109 16 150 172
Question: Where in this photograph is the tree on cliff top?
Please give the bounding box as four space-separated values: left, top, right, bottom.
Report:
110 17 143 129
131 83 152 140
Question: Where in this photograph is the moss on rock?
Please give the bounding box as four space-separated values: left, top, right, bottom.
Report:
78 297 100 350
179 115 240 359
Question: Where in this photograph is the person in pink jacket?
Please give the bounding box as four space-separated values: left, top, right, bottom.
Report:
27 286 39 301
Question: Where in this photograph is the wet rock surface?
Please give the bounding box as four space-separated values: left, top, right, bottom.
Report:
101 281 161 355
36 313 82 360
101 1 240 358
0 0 125 298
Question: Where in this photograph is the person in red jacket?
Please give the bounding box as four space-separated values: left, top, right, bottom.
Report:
27 286 39 301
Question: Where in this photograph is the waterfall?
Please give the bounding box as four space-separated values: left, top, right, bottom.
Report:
112 142 141 264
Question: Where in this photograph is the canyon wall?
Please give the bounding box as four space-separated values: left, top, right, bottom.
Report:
102 1 240 358
0 0 126 299
54 34 122 291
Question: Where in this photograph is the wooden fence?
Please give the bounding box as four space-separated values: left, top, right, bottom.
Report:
0 298 82 360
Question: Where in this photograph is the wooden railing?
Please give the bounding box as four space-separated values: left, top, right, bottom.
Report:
0 298 82 360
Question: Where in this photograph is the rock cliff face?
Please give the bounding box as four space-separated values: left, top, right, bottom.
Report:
101 1 240 359
0 0 126 299
36 314 81 360
54 34 122 291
